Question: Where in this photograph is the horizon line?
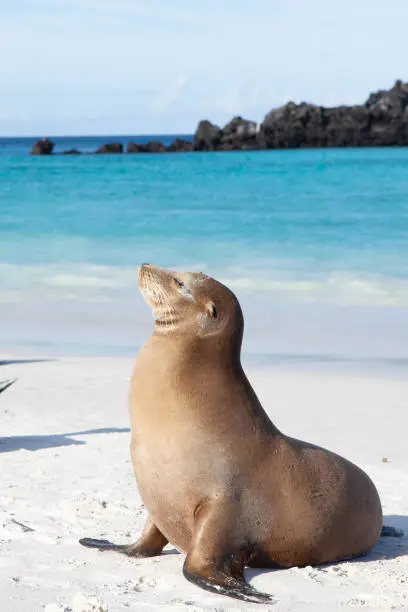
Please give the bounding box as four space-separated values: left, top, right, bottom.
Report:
0 131 194 140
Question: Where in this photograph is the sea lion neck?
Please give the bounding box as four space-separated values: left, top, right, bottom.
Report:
150 329 243 370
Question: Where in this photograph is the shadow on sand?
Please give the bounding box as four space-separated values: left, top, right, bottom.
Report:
0 427 130 453
0 359 53 366
246 514 407 585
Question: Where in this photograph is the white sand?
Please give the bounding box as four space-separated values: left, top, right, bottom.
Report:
0 357 407 612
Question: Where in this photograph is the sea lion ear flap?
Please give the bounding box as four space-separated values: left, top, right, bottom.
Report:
206 302 217 319
198 302 221 337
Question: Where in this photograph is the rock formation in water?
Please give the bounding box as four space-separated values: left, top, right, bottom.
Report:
127 141 166 153
194 80 408 151
95 143 123 154
219 116 260 150
31 138 55 155
260 80 408 148
166 138 193 153
127 138 192 153
30 80 408 155
194 120 223 151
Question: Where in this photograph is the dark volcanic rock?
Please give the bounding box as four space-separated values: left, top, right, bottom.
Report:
31 138 54 155
62 148 82 155
324 105 370 147
28 80 408 157
363 79 408 146
193 120 222 150
145 141 166 153
193 117 261 151
261 102 326 148
222 116 258 139
127 141 166 153
221 117 263 150
365 80 408 113
166 138 193 153
261 80 408 149
127 142 144 153
95 143 123 154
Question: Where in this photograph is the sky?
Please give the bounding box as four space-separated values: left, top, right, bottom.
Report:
1 0 408 136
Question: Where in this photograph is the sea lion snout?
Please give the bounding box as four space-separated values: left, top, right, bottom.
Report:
138 262 153 283
138 264 174 297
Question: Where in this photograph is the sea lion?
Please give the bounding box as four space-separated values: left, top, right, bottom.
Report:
80 264 389 604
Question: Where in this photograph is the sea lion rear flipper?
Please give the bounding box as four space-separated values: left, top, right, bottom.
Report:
183 501 275 604
79 537 125 551
381 525 404 538
79 518 168 557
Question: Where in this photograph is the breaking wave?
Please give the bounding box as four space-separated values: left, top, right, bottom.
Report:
1 262 407 308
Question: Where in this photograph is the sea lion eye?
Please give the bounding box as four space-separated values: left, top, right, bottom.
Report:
174 278 184 288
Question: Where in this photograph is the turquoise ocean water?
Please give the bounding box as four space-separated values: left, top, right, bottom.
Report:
1 136 408 366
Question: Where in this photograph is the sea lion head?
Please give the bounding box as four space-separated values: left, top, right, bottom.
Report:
138 264 243 347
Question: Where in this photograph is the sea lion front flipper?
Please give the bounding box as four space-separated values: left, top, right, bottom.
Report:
79 517 168 557
183 501 275 604
0 378 16 395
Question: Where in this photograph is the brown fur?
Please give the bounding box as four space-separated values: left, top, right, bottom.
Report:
83 264 383 604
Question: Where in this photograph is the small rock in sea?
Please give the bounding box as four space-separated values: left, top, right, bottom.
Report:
31 138 54 155
62 149 82 155
166 138 193 153
144 141 166 153
381 456 389 463
126 142 143 153
95 143 123 154
193 119 222 150
127 141 166 154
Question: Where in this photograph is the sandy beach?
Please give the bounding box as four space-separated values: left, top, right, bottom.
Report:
1 356 407 612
